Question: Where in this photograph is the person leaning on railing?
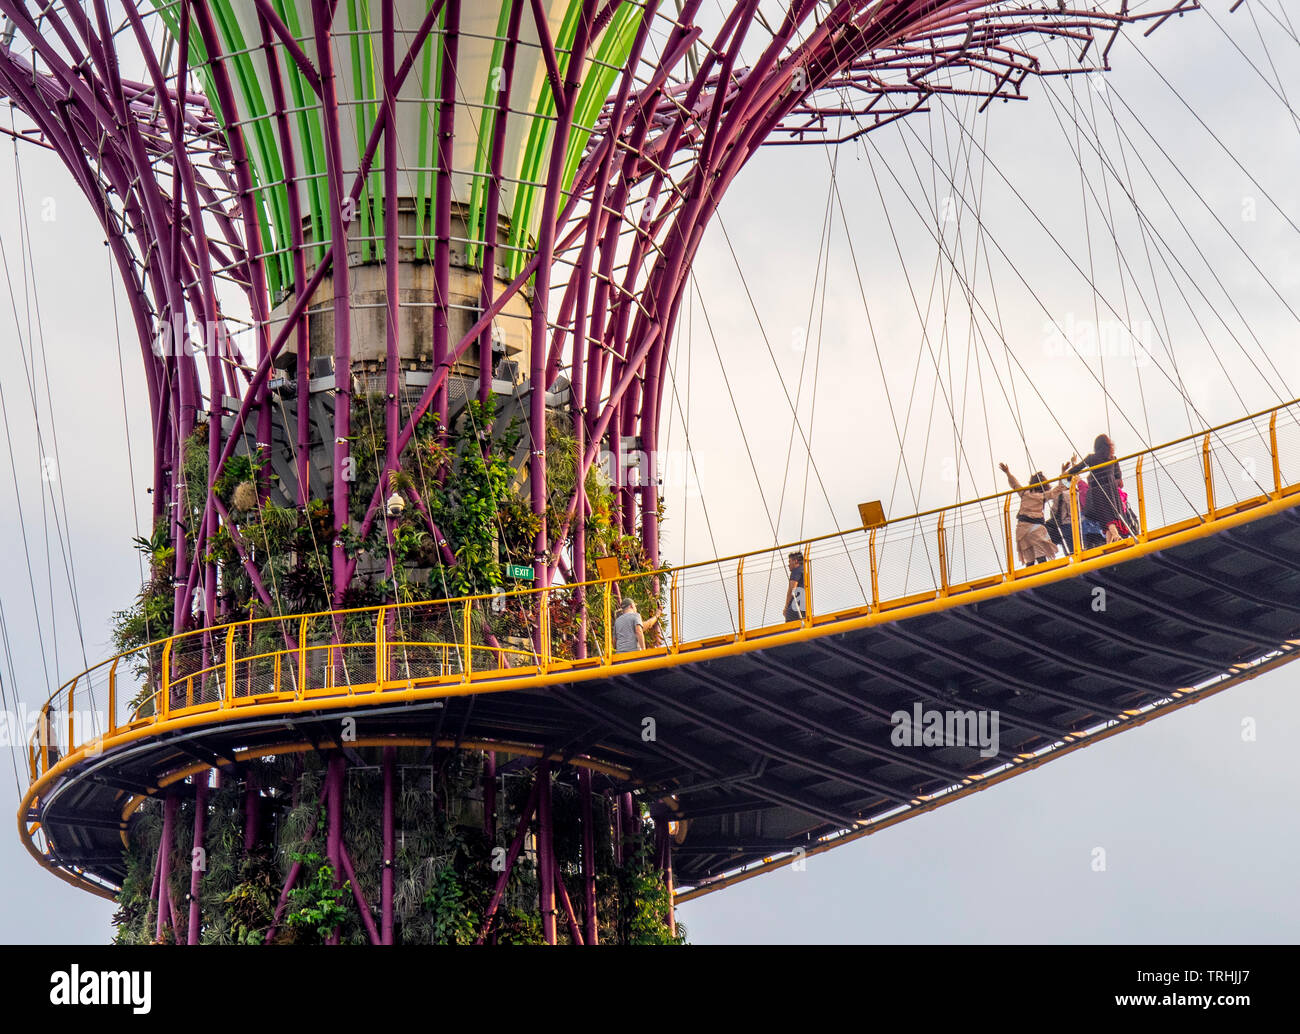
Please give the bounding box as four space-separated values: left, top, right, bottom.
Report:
614 597 658 653
999 462 1065 566
1065 434 1130 544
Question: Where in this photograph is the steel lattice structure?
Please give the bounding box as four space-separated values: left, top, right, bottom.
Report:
1 1 1191 943
0 0 1178 616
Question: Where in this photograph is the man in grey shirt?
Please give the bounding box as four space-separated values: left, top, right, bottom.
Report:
614 597 657 653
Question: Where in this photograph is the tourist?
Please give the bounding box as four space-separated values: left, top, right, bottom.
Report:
783 551 807 622
1046 456 1078 553
614 597 657 653
1000 463 1064 565
1066 434 1128 544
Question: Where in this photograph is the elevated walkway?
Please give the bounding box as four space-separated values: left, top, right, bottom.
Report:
20 402 1300 899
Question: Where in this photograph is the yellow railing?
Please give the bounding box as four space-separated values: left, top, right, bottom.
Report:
26 399 1300 787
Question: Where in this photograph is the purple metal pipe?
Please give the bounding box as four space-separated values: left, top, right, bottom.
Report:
382 746 395 945
483 751 496 841
476 774 540 945
265 780 329 944
326 754 345 945
147 821 162 931
186 770 209 944
154 792 177 943
339 844 381 946
620 791 638 863
554 865 583 946
431 0 462 443
537 757 556 945
382 0 401 590
612 791 623 867
478 0 523 407
253 5 312 506
579 766 597 945
311 0 355 609
525 0 591 591
243 770 258 853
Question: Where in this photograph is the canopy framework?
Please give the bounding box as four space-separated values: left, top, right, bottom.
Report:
0 1 1191 943
0 0 1174 621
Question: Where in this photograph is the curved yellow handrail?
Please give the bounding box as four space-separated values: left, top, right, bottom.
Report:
23 397 1300 789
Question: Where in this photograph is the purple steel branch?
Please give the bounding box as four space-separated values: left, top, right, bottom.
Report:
187 770 209 944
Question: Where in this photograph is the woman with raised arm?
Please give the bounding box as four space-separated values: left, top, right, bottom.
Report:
1046 456 1079 553
1066 434 1128 544
1000 462 1066 566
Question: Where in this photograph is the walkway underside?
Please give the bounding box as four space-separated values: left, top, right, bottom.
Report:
31 506 1300 894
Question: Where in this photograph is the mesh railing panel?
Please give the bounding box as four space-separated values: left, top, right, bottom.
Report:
875 515 943 602
169 638 225 709
1272 406 1300 489
676 560 741 642
304 644 331 691
743 551 794 630
114 650 161 726
388 618 464 681
324 639 374 688
70 668 110 746
232 653 278 699
1140 444 1206 531
42 699 63 768
804 537 871 616
945 502 1009 585
1209 421 1275 508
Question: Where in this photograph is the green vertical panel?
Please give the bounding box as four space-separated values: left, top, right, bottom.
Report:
507 0 583 278
271 0 330 270
414 6 443 262
154 0 291 292
561 4 642 196
466 1 513 271
347 0 372 262
362 2 385 266
209 3 290 296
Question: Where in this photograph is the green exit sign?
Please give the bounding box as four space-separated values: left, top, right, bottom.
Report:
505 563 535 581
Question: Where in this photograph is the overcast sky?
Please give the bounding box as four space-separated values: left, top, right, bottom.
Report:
3 0 1300 943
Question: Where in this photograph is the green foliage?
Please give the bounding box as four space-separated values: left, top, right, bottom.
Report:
110 753 684 946
223 851 279 945
617 838 686 945
111 585 172 656
112 392 669 665
111 809 159 945
426 397 524 597
179 423 211 539
214 452 261 504
494 907 545 945
423 867 479 945
285 851 351 943
131 516 175 578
